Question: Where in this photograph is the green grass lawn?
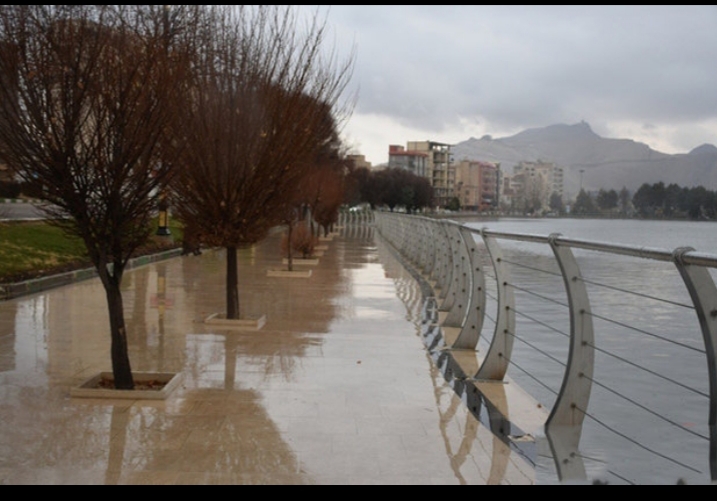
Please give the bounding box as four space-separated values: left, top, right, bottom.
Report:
0 219 183 283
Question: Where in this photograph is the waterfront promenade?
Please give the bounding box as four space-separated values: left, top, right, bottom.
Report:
0 225 539 485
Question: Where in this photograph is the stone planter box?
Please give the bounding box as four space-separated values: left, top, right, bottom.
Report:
202 313 267 331
282 258 319 266
267 268 312 279
70 371 182 400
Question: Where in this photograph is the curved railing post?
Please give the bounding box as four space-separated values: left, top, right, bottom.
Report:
440 223 462 313
443 223 472 328
452 226 487 350
543 234 595 483
673 247 717 481
419 217 435 276
436 221 454 307
546 233 595 429
475 231 515 381
422 219 439 280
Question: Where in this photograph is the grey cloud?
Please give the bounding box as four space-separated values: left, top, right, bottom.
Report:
303 5 717 156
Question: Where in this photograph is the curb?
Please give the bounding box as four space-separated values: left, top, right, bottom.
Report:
0 247 183 301
0 198 38 204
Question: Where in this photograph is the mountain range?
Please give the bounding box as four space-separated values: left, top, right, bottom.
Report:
450 121 717 196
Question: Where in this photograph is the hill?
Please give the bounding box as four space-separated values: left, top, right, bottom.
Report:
451 122 717 196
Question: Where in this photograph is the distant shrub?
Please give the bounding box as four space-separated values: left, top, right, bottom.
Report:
281 223 317 259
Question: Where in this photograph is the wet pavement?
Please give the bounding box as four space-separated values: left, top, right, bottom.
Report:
0 225 538 485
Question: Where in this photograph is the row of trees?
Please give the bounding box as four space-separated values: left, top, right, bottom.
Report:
0 6 355 389
632 182 717 220
566 183 717 220
569 187 631 216
345 166 434 213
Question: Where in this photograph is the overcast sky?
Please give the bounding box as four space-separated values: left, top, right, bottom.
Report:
296 5 717 167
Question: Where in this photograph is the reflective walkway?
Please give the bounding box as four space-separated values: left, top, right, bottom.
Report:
0 225 537 485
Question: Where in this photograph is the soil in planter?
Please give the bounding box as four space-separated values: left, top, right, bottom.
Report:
96 377 167 391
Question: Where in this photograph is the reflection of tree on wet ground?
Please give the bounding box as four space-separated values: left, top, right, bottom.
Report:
375 235 536 485
97 230 377 484
180 230 355 384
56 229 347 484
100 389 311 485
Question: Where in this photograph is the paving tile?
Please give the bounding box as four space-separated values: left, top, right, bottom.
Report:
0 226 537 484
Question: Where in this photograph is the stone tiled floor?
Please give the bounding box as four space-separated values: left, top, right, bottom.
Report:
0 225 537 485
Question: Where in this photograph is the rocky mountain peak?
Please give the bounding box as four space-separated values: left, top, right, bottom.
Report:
450 122 717 194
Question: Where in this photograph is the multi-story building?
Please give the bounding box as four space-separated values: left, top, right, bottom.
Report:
507 161 564 213
454 160 499 211
387 145 428 178
347 154 373 171
406 141 454 208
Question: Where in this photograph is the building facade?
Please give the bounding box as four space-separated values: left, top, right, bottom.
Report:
387 145 428 178
502 161 564 213
454 160 500 211
406 141 454 208
347 154 373 174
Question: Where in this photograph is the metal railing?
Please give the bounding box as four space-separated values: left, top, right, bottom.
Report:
373 211 717 484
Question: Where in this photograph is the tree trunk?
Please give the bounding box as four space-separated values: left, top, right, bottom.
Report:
226 246 240 319
103 270 134 390
286 222 294 272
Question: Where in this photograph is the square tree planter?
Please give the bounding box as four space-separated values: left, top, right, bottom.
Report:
202 313 267 331
70 371 182 400
282 258 319 266
267 268 312 279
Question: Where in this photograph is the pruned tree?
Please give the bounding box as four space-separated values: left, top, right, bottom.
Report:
371 167 434 213
280 99 344 271
297 129 346 235
313 159 347 237
0 5 197 389
169 5 355 320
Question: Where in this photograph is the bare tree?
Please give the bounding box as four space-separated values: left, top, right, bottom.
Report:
282 109 345 269
310 153 348 237
169 5 355 320
0 5 196 389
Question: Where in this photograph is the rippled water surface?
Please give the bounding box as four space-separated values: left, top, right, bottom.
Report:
462 218 717 485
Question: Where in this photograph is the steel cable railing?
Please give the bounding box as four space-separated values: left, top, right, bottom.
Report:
484 232 713 483
371 211 717 484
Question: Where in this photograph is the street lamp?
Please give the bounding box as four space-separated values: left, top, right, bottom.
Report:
579 169 585 192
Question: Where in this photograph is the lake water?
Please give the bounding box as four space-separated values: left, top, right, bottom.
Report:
458 217 717 485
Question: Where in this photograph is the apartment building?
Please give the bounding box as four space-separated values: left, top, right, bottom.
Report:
503 161 564 213
406 141 454 208
388 145 429 177
454 159 500 211
347 154 373 171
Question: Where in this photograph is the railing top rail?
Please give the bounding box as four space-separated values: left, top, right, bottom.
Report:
381 213 717 269
476 228 717 268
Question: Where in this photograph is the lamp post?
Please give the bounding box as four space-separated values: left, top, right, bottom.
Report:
579 169 585 192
